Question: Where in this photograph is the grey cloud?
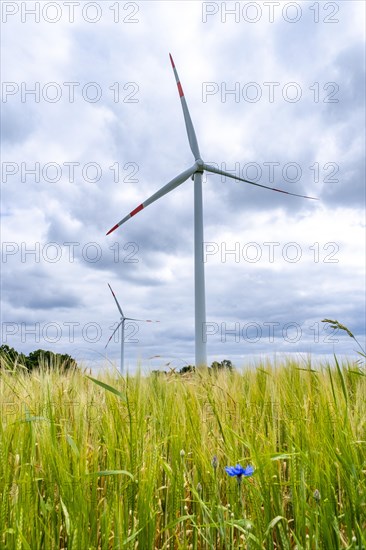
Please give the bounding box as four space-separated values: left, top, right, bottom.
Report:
1 2 364 369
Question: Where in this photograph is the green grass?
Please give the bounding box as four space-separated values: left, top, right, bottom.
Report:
0 358 365 549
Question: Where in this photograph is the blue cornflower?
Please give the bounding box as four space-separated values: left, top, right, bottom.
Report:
225 464 254 479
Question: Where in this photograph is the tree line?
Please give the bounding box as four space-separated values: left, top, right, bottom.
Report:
0 345 234 373
0 345 77 371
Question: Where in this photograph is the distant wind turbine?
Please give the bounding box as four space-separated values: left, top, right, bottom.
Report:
105 283 159 374
106 54 317 367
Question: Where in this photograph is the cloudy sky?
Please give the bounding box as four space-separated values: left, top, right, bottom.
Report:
1 0 365 372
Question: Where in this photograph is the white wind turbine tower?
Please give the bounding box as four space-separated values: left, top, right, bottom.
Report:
105 283 159 374
106 54 317 367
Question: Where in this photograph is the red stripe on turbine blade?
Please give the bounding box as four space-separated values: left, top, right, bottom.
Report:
106 223 119 235
270 187 317 199
169 53 175 68
105 335 113 348
108 284 117 299
177 82 184 97
272 187 300 196
130 204 144 217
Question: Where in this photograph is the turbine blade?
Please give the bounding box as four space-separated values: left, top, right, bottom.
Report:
105 320 122 349
169 53 201 161
203 164 318 200
125 317 160 323
106 164 197 235
107 283 125 318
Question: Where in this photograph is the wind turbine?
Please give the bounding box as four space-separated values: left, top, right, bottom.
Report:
105 283 159 374
106 54 317 367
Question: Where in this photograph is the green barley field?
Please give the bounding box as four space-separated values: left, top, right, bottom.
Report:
1 355 365 549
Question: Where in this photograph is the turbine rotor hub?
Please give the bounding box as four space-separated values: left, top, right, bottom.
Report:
195 158 204 173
